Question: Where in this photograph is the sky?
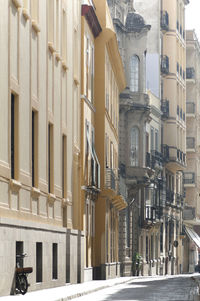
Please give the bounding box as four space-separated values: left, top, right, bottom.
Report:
185 0 200 40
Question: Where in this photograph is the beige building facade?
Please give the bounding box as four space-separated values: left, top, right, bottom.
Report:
182 30 200 273
0 0 82 295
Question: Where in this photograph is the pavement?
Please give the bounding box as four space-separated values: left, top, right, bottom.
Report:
1 274 200 301
0 276 134 301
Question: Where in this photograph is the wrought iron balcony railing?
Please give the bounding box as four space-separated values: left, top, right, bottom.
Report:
105 168 116 191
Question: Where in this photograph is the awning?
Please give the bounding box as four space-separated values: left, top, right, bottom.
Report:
185 226 200 248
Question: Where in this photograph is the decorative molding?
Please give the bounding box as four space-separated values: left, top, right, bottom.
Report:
74 77 80 86
31 187 41 199
81 5 102 38
48 42 56 54
48 193 56 204
62 60 68 71
55 52 61 62
32 20 41 33
10 77 20 95
10 179 22 193
22 8 30 20
12 0 22 9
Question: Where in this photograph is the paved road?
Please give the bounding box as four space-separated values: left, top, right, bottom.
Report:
72 275 198 301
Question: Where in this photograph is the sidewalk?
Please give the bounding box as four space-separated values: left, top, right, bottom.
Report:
0 277 134 301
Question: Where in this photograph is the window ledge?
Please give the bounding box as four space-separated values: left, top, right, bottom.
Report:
22 8 30 20
55 52 61 62
74 77 80 86
31 187 40 198
62 198 72 207
48 193 56 204
10 179 22 192
32 20 41 33
48 42 56 54
12 0 22 9
62 60 68 71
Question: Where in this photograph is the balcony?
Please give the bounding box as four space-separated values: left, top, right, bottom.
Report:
160 10 169 31
105 168 116 191
161 99 169 119
161 55 169 74
176 193 184 209
186 137 195 151
186 67 195 80
151 150 163 170
186 102 195 116
184 172 195 187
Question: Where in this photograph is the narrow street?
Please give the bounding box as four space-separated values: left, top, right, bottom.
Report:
72 275 199 301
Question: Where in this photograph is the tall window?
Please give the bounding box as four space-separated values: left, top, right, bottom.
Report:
32 111 38 187
130 127 139 166
130 55 139 92
36 242 42 282
52 243 58 279
62 135 67 198
11 94 18 179
151 128 154 151
155 130 159 151
48 124 54 193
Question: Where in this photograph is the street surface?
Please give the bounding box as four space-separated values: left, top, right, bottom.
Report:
72 275 198 301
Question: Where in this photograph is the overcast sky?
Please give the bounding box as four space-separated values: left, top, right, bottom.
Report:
185 0 200 40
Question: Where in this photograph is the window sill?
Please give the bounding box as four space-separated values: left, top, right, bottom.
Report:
10 179 22 192
62 60 68 71
74 77 80 86
62 198 72 207
55 52 61 62
12 0 22 9
32 20 41 33
22 8 30 20
48 42 56 54
31 187 40 198
48 193 56 204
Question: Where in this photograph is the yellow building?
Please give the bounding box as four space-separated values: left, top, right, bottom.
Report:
92 0 127 280
80 0 102 281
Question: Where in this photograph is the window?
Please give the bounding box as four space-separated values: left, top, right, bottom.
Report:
32 111 38 187
16 241 24 268
52 243 58 279
160 223 163 253
62 135 67 198
36 242 42 282
130 55 139 92
130 127 139 166
48 124 54 193
150 128 154 151
11 94 18 180
155 130 159 151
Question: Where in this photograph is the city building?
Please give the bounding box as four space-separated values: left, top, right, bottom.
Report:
134 0 189 275
0 0 82 295
93 0 127 280
182 29 200 273
80 0 102 281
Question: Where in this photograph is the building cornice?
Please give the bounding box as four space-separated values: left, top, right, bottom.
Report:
81 4 102 38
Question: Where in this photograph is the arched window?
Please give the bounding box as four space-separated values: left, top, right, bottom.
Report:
130 55 139 92
130 127 139 166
